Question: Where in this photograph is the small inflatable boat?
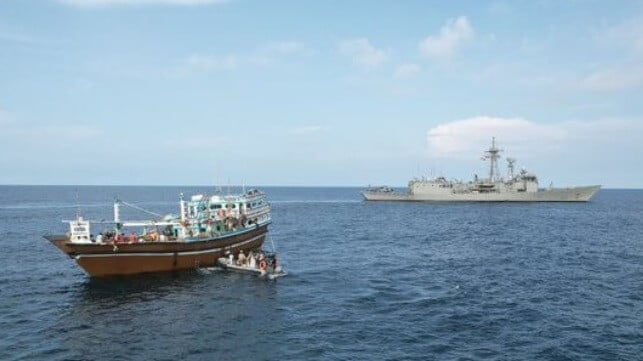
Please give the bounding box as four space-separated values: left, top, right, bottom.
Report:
217 253 286 280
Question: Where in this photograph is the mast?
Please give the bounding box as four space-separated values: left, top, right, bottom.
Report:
482 137 502 182
179 193 186 223
113 198 122 232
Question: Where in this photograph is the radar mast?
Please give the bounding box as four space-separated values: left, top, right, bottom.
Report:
507 157 516 179
482 137 502 182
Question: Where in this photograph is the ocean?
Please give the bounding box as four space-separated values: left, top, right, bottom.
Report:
0 186 641 360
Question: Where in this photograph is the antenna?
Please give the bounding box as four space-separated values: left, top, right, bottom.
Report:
75 188 80 220
507 157 516 179
482 137 502 182
215 175 222 194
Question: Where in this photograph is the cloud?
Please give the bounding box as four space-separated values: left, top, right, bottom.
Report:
250 41 312 65
59 0 226 7
419 16 474 59
288 126 324 135
427 116 566 157
581 67 643 92
185 54 238 71
185 41 310 71
427 115 643 160
575 18 643 92
338 38 388 68
394 63 421 78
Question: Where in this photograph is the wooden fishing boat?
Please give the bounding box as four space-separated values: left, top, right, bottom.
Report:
44 189 272 277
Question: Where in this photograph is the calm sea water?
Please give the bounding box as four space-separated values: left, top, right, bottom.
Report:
0 186 641 361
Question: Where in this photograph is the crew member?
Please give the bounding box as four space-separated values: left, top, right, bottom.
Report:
237 250 247 266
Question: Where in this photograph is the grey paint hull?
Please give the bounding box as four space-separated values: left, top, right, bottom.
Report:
362 185 601 202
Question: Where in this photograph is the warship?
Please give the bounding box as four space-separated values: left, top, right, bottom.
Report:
362 138 600 202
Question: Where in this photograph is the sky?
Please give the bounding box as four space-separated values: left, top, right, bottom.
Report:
1 0 642 187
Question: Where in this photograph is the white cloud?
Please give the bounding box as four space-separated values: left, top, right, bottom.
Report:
581 67 643 92
186 54 237 71
59 0 226 7
250 41 312 66
288 126 324 135
339 38 388 68
394 63 421 78
427 115 643 160
419 16 474 59
424 116 643 187
579 18 643 92
427 116 566 157
185 41 309 71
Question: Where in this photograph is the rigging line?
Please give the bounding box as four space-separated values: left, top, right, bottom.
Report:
269 234 277 253
119 201 164 218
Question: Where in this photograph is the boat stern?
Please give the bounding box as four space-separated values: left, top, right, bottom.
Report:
582 185 602 201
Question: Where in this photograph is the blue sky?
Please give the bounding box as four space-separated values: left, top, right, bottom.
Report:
1 0 642 187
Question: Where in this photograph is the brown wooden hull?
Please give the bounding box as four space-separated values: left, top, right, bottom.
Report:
44 225 268 277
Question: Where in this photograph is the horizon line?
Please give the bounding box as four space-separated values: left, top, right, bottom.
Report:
0 184 639 190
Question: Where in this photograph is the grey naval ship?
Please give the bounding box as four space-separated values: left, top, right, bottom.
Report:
362 138 600 202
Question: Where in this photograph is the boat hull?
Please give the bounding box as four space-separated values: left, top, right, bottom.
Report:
44 225 268 277
362 185 601 202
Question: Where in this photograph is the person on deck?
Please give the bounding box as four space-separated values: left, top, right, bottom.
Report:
237 250 247 266
128 232 136 244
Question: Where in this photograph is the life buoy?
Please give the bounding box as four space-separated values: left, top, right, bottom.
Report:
259 260 267 270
